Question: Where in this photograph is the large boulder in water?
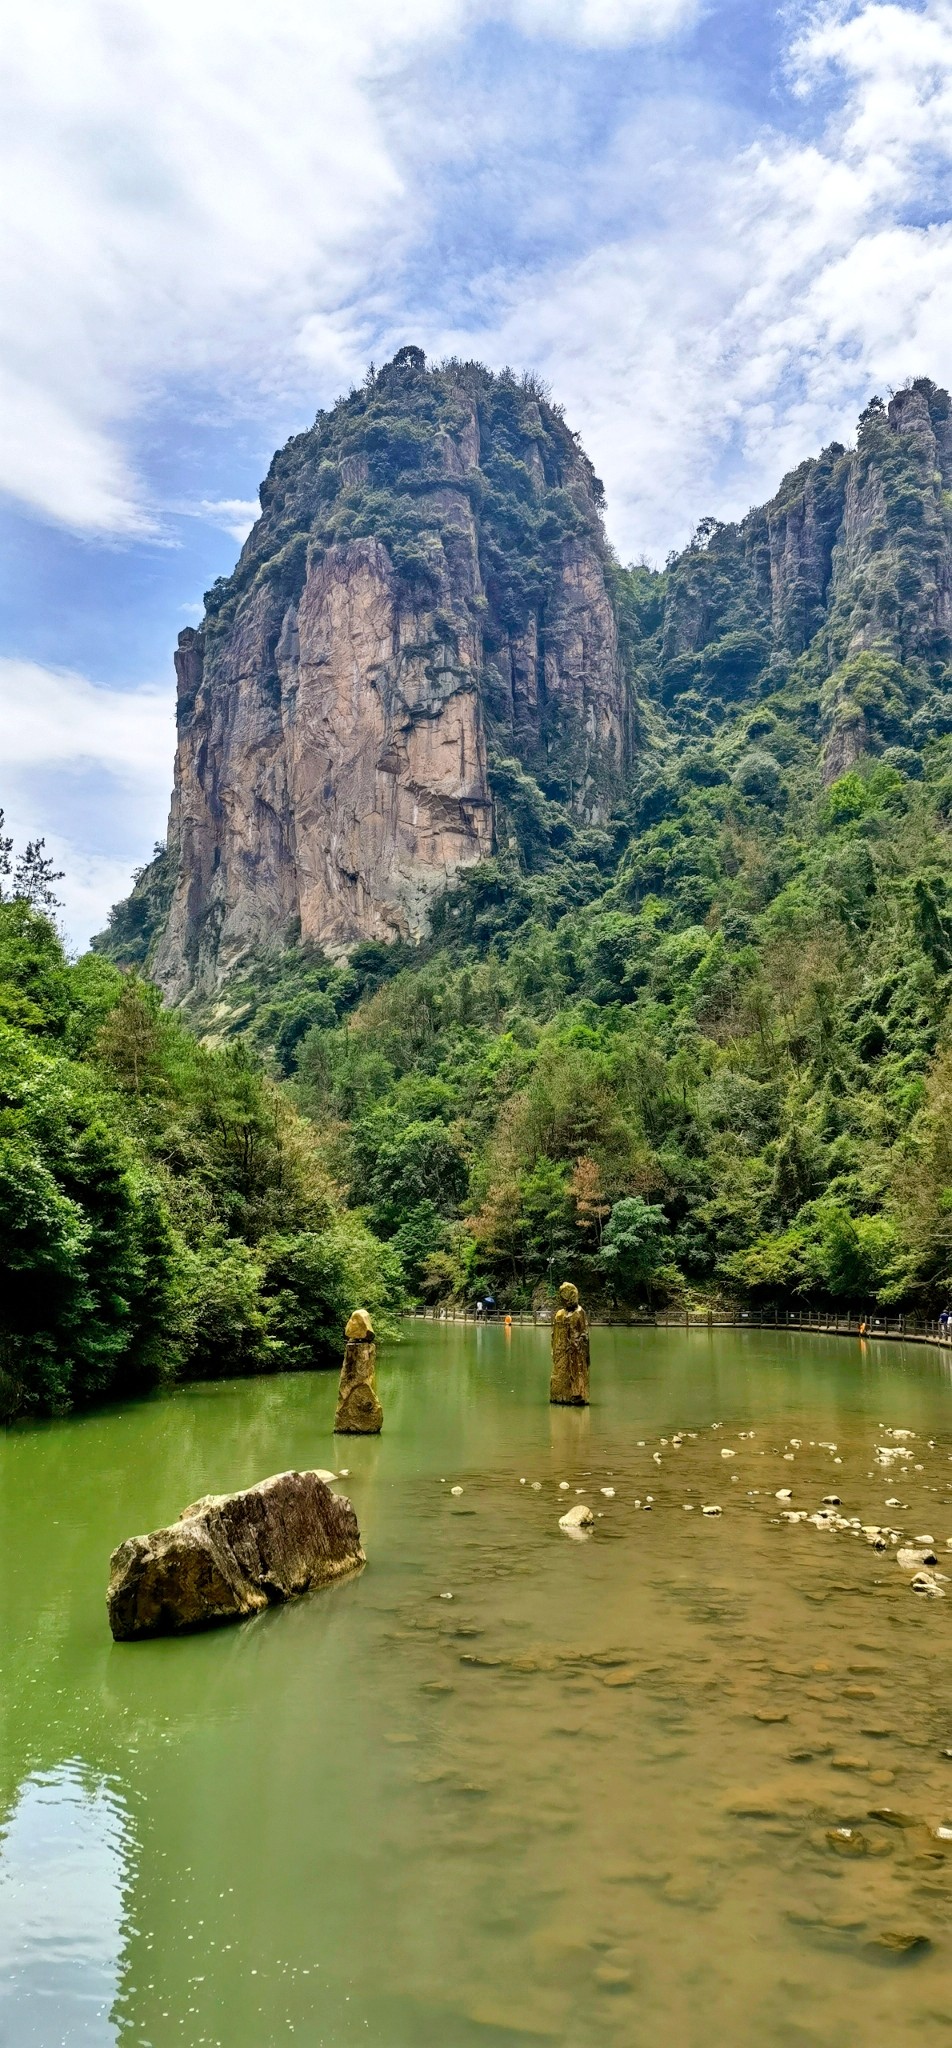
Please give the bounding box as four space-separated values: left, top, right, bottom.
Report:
107 1469 364 1641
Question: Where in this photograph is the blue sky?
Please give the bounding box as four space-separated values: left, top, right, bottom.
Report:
3 0 952 946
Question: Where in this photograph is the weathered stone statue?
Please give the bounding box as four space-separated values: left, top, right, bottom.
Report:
550 1282 590 1405
334 1308 383 1434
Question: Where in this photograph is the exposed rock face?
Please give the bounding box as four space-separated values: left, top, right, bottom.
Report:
550 1282 590 1406
657 377 952 782
141 352 629 998
100 369 952 992
334 1308 383 1435
107 1470 364 1640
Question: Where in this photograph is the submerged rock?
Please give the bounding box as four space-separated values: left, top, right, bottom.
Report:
334 1308 383 1435
107 1470 364 1640
897 1545 937 1570
559 1502 595 1534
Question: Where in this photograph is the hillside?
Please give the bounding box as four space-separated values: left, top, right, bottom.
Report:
94 367 952 1315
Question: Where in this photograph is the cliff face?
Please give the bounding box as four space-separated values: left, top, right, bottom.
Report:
148 351 628 997
658 378 952 779
100 370 952 994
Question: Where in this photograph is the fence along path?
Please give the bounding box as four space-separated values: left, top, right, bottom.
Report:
410 1306 952 1349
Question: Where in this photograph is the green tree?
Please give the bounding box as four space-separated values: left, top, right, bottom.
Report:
598 1198 679 1306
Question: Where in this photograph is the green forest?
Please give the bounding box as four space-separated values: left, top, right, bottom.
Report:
9 362 952 1418
0 882 401 1422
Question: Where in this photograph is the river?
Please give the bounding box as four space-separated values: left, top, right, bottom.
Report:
3 1322 952 2045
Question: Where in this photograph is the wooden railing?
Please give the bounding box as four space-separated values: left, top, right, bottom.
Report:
408 1305 952 1348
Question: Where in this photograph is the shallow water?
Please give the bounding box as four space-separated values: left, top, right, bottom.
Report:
4 1324 952 2046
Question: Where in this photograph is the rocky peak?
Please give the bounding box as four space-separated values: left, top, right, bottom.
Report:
138 351 630 998
656 378 952 780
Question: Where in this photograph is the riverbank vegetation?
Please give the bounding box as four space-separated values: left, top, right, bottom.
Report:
195 734 952 1321
0 891 399 1420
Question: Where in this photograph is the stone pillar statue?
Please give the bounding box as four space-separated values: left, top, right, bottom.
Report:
334 1309 383 1434
550 1282 590 1406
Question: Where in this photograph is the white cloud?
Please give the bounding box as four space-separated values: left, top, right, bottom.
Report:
0 0 700 539
0 659 172 780
450 0 952 559
0 659 174 948
502 0 700 42
195 498 261 543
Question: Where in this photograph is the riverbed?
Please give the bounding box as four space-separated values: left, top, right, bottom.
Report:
4 1323 952 2046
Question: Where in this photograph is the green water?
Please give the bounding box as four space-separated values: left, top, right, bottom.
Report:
5 1323 952 2047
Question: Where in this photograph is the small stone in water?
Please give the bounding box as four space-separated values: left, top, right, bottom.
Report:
531 1481 541 1490
600 1487 615 1498
559 1482 570 1491
702 1505 722 1516
823 1495 841 1506
338 1469 350 1477
440 1592 454 1600
776 1489 792 1500
866 1930 931 1959
450 1486 464 1497
721 1449 735 1459
827 1827 867 1857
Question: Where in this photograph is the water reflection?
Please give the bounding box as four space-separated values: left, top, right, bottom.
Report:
0 1764 129 2046
5 1329 952 2045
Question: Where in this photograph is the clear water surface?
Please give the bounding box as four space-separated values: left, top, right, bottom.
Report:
4 1323 952 2047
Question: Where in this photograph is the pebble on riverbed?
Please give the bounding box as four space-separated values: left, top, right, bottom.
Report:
559 1503 594 1536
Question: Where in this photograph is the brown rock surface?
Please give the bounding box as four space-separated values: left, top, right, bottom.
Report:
550 1282 590 1406
335 1308 383 1434
139 355 629 999
107 1469 364 1640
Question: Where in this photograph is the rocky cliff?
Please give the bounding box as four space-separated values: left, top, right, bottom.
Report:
137 350 629 998
658 379 952 779
99 371 952 993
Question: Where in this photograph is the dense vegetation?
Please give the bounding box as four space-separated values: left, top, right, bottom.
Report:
72 368 952 1375
126 374 952 1323
191 736 952 1318
0 878 399 1420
